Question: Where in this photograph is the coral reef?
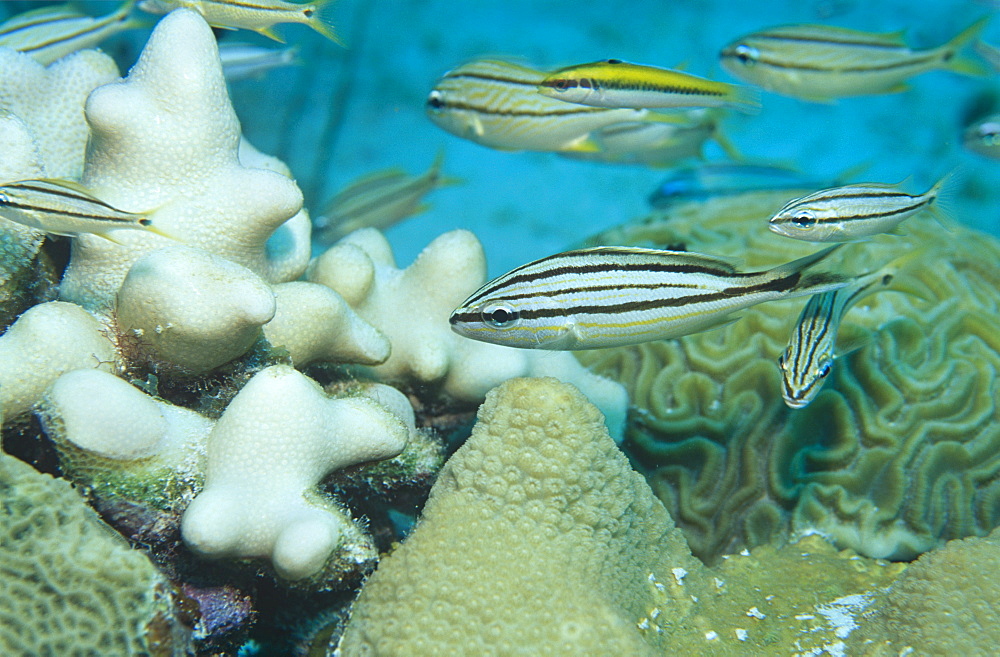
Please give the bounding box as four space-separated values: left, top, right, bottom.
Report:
0 453 192 655
337 377 701 655
308 227 628 440
577 191 1000 562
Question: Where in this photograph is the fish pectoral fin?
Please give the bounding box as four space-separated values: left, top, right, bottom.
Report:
561 135 602 153
470 114 486 137
699 313 742 335
833 330 872 359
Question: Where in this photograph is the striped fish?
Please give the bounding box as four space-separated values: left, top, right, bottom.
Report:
0 178 170 241
778 249 927 408
558 110 742 167
313 151 460 245
426 58 672 152
538 59 761 113
0 1 145 66
964 113 1000 160
220 42 300 81
138 0 342 44
449 244 848 350
719 18 988 101
767 174 952 242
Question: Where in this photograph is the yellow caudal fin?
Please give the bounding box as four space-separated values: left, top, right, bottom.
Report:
729 82 762 114
306 0 345 46
940 16 991 76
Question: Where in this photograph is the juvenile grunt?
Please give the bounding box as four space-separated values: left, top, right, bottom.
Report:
450 244 848 350
138 0 342 44
0 178 171 241
0 1 146 65
767 174 953 242
426 58 679 152
539 59 761 113
720 17 989 101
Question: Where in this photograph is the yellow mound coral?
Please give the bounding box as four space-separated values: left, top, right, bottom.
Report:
577 191 1000 562
336 377 703 656
0 454 190 655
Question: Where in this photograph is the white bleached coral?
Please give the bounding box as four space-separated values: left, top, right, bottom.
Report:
59 8 309 310
115 245 276 374
307 228 628 439
0 301 117 421
181 365 410 581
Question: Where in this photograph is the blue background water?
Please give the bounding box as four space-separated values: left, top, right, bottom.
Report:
7 1 1000 276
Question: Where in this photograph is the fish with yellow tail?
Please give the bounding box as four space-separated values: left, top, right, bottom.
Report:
0 178 172 242
720 17 989 101
313 151 461 245
767 173 953 242
0 1 147 66
538 59 761 113
777 248 929 408
426 58 680 152
138 0 342 44
450 244 848 350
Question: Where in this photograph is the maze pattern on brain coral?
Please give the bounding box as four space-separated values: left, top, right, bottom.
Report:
577 191 1000 563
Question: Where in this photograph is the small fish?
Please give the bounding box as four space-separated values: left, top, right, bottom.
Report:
720 18 989 101
975 40 1000 72
219 42 300 81
649 163 829 209
964 113 1000 159
0 1 145 66
450 244 848 350
767 174 952 242
0 178 170 241
538 59 761 113
426 58 677 152
138 0 342 44
558 110 742 167
778 249 927 408
313 151 460 245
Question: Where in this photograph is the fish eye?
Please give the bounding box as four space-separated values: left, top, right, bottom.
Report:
481 303 519 328
549 78 573 92
733 44 759 65
792 210 816 228
426 90 444 111
818 362 832 378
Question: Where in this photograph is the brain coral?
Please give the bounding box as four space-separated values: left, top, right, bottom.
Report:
0 453 190 655
576 190 1000 563
336 377 703 656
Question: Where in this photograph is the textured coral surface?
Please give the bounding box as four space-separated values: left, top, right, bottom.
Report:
0 454 190 656
577 192 1000 562
337 377 701 656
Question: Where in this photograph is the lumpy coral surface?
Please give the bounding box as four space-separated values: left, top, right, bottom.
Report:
577 192 1000 562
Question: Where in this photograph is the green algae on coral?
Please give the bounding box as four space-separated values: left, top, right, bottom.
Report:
577 190 1000 563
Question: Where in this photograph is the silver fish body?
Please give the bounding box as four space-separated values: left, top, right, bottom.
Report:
720 19 988 101
220 42 300 81
0 1 142 65
450 244 847 350
0 178 160 239
426 58 662 152
768 176 948 242
139 0 341 43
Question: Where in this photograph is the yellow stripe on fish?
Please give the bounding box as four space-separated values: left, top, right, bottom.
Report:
0 1 145 66
538 59 761 113
449 244 848 350
313 151 460 245
138 0 342 44
426 58 678 152
720 17 989 101
767 174 952 242
0 178 171 241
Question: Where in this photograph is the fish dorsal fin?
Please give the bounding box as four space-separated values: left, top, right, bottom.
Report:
581 245 741 273
0 3 86 33
34 177 99 196
762 24 908 47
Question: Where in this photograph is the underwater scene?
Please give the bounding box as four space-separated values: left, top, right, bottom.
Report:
0 0 999 655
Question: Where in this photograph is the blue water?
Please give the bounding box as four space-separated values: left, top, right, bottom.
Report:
225 0 1000 276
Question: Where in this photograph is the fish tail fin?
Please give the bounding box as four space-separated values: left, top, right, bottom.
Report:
428 149 464 186
925 168 960 231
307 0 346 47
874 247 936 303
730 83 762 114
940 16 991 76
766 244 849 297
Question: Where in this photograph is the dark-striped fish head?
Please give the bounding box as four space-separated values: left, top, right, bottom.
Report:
719 39 762 82
964 115 1000 159
768 198 841 242
449 294 577 349
777 344 833 409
